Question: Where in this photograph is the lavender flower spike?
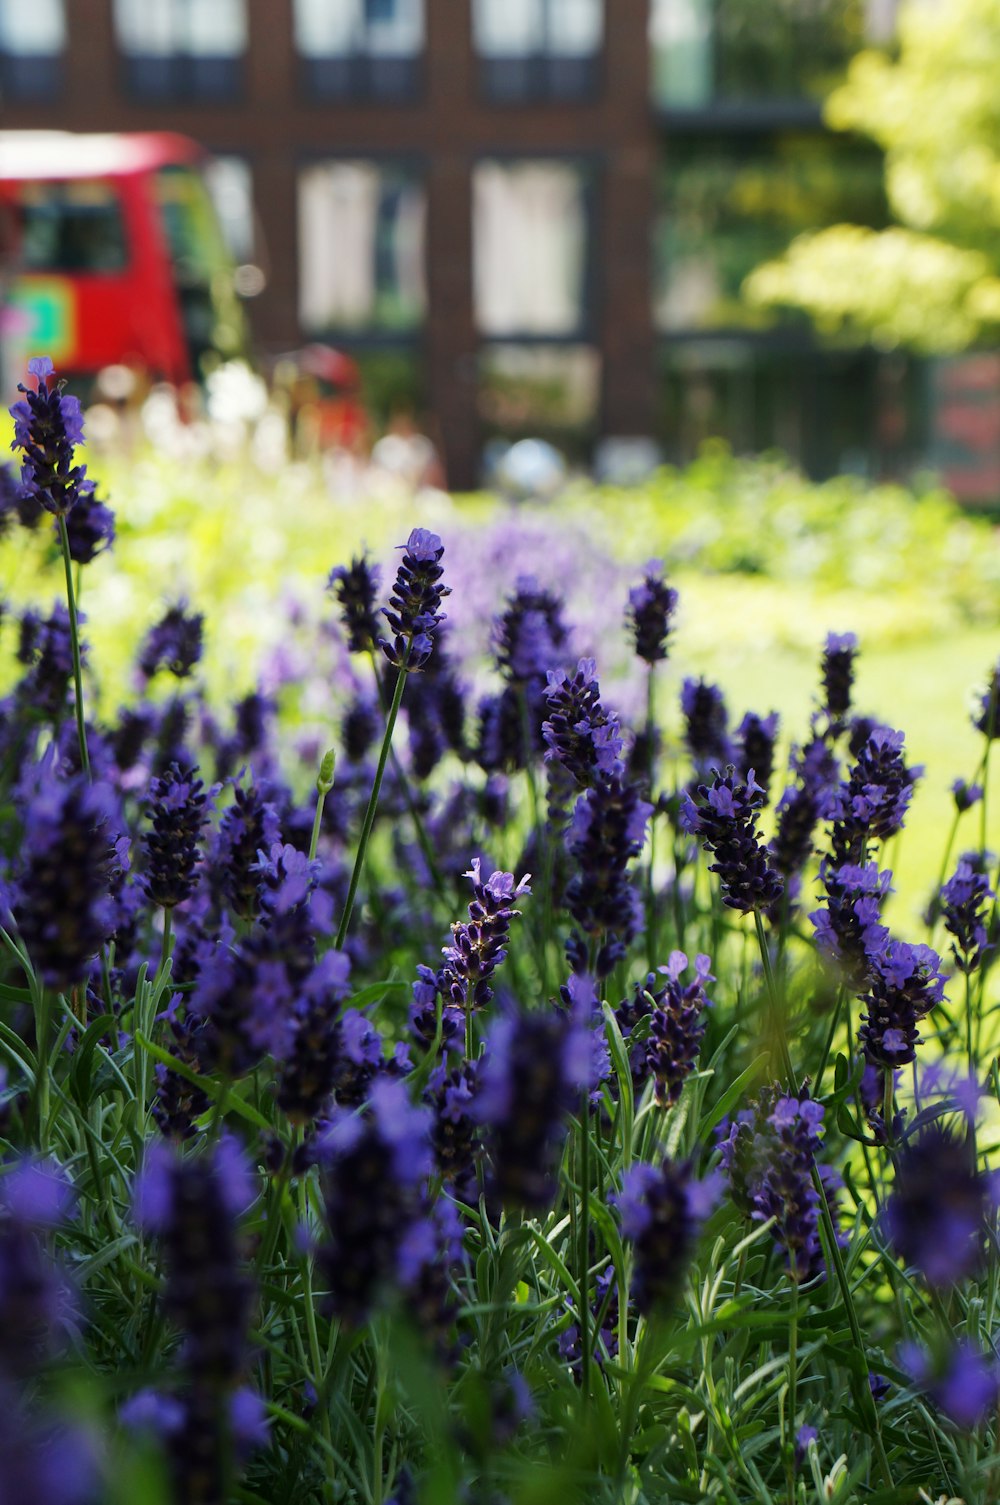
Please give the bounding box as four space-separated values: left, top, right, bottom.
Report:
627 561 678 664
381 527 450 671
441 860 531 1013
10 356 94 516
616 1159 720 1313
681 767 783 914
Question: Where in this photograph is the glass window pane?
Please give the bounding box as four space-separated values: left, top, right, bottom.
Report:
298 161 426 332
649 0 712 108
474 161 588 336
0 0 66 54
294 0 362 58
473 0 544 58
185 0 247 55
203 155 255 262
547 0 602 58
17 180 127 273
367 0 423 55
114 0 179 55
654 135 887 332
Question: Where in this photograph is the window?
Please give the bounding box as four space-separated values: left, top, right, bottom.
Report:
294 0 424 102
203 156 256 264
479 344 600 445
650 0 865 109
298 162 426 334
654 134 886 333
16 180 127 274
473 0 603 102
113 0 247 102
0 0 65 101
474 161 591 338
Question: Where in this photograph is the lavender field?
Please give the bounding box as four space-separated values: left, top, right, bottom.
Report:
3 359 1000 1504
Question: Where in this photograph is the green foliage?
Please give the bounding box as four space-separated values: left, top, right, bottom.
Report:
746 0 1000 350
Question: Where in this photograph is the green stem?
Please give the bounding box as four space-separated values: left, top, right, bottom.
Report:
367 651 447 901
579 1090 592 1405
645 665 658 970
158 908 173 983
336 651 410 949
57 514 90 780
753 908 894 1490
753 909 794 1087
309 750 337 863
786 1276 798 1501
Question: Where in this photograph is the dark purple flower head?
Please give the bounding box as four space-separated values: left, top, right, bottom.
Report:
427 1056 481 1187
794 1425 818 1470
277 948 353 1123
885 1114 998 1286
328 553 382 654
819 631 858 726
542 658 624 788
830 724 922 865
0 1155 76 1376
476 1005 590 1211
63 488 115 564
615 952 713 1105
810 861 891 990
318 1078 433 1323
733 711 779 800
138 602 204 682
680 678 731 770
941 857 993 973
440 859 531 1014
567 776 651 953
381 528 450 671
681 768 783 914
0 1395 100 1505
210 782 282 922
141 763 212 910
10 356 94 517
768 736 839 892
627 562 678 664
973 661 1000 739
10 761 118 989
615 1159 720 1313
952 777 983 813
719 1086 839 1283
16 601 77 720
899 1339 1000 1429
493 576 570 687
859 939 946 1069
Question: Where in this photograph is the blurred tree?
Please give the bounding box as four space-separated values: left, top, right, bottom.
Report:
745 0 1000 351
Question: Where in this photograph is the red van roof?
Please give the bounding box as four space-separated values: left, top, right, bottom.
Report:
0 131 202 182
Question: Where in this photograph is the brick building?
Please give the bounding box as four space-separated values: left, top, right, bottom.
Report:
2 0 933 491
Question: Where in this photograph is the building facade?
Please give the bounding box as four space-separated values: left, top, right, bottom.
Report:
1 0 922 490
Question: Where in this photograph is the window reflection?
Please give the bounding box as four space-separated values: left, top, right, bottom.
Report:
473 0 603 101
0 0 65 99
113 0 247 100
474 161 590 337
298 161 426 334
294 0 424 99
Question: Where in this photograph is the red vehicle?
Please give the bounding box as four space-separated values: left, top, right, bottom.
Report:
0 130 247 387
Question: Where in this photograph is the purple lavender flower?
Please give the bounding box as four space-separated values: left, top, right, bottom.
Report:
63 488 115 564
681 768 783 914
542 658 624 788
141 763 211 911
626 562 678 664
794 1425 818 1469
317 1078 433 1323
566 777 651 960
493 577 569 688
328 553 382 654
440 860 531 1014
885 1116 998 1285
9 357 94 516
0 1157 76 1376
427 1056 481 1187
210 782 282 922
899 1340 1000 1429
973 662 1000 739
138 602 205 682
476 1006 590 1211
719 1088 839 1283
858 940 946 1069
381 528 450 671
829 725 922 866
819 631 858 727
397 1195 465 1359
952 778 983 813
9 762 118 989
733 712 779 801
680 678 731 770
0 1394 100 1505
615 952 713 1106
616 1159 719 1313
769 737 839 894
277 948 353 1123
941 856 993 973
810 861 891 990
16 602 76 721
